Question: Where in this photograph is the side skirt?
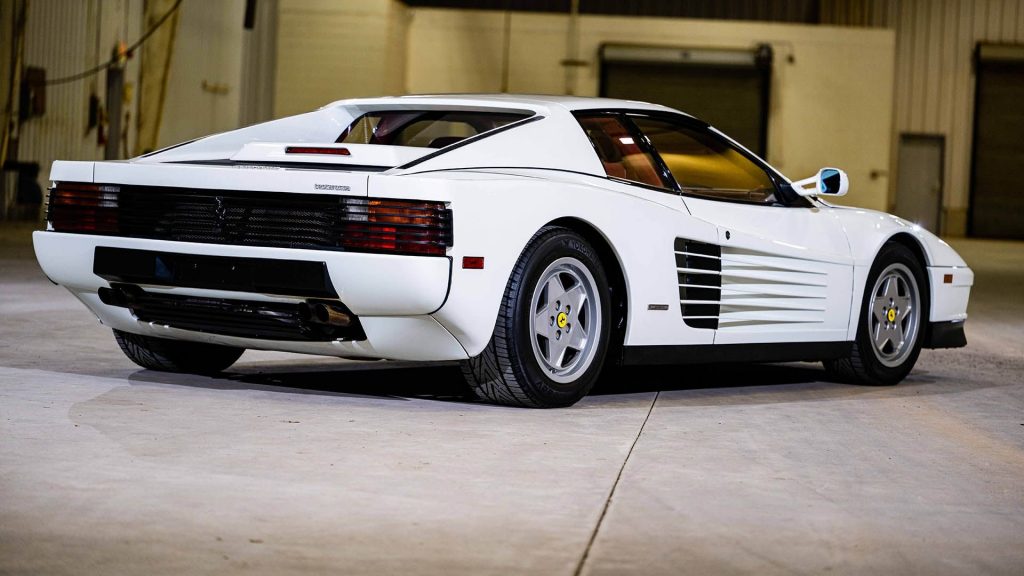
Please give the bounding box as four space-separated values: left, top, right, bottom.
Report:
621 341 853 366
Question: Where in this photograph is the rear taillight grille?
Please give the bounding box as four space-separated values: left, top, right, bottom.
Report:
46 183 453 256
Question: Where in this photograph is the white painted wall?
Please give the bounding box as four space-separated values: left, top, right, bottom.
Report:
406 9 896 213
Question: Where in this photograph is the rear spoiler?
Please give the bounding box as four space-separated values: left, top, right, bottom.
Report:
231 142 433 168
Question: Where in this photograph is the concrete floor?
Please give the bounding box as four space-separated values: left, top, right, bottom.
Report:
1 223 1022 575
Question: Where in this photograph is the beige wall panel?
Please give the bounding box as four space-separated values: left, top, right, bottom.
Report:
507 13 570 96
275 0 406 117
383 2 409 95
406 10 895 211
406 10 505 93
159 0 245 148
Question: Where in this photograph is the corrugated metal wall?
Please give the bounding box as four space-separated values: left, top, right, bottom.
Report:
401 0 821 23
819 0 894 27
891 0 1024 235
17 0 142 203
820 0 1024 235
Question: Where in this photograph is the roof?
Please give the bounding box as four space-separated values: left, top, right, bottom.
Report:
324 93 687 116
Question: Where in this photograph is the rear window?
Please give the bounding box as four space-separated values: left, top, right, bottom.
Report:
338 111 531 149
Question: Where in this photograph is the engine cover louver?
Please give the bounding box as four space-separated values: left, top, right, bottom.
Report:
674 238 722 329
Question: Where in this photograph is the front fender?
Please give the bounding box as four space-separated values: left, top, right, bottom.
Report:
829 206 973 334
829 206 966 267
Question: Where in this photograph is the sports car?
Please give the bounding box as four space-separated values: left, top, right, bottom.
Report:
34 94 973 407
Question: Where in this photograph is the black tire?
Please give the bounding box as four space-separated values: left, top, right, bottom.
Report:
825 242 928 385
461 227 612 408
113 329 244 374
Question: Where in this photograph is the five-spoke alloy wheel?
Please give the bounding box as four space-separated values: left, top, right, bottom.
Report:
462 227 611 407
867 263 921 368
529 257 602 384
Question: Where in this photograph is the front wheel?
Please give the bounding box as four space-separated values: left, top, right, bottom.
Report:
461 227 611 408
825 242 927 385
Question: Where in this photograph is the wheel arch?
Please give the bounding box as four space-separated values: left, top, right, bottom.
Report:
885 232 930 268
881 232 932 308
545 217 629 365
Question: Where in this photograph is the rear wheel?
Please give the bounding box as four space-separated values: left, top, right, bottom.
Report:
461 227 611 408
825 242 927 385
114 329 244 374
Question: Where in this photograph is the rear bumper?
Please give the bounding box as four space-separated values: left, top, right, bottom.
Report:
33 231 467 360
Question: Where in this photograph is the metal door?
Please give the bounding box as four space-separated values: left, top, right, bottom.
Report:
894 134 943 233
682 196 854 345
970 44 1024 239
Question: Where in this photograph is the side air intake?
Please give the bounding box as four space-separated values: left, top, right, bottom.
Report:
674 238 722 329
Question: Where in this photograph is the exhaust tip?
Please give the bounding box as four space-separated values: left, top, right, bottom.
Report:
313 303 331 324
303 301 352 327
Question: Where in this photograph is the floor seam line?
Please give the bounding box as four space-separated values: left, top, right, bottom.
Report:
572 391 660 576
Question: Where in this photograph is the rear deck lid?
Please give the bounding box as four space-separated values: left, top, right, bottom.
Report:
84 159 372 197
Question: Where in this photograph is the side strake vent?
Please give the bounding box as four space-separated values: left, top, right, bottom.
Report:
674 238 722 329
718 246 828 328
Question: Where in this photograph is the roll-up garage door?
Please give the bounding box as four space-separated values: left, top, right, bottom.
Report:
600 44 772 157
970 44 1024 239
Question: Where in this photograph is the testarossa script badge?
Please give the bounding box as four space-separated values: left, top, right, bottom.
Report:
314 184 351 191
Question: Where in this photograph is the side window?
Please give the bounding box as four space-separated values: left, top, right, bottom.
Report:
576 114 668 189
632 116 778 204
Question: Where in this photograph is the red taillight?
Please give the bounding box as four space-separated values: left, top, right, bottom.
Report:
285 146 350 156
48 183 120 234
339 198 452 256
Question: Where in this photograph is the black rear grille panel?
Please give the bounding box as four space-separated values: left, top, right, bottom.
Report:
93 247 339 298
102 285 365 342
47 183 453 256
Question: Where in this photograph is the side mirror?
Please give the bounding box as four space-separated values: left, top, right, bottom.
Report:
792 167 849 197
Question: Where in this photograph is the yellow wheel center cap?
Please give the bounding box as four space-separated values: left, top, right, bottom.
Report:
887 308 897 323
556 312 568 329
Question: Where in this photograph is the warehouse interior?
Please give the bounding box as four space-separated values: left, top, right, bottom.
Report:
1 1 1023 574
3 0 1024 236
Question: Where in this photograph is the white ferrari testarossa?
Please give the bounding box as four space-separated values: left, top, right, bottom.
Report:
34 94 973 407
